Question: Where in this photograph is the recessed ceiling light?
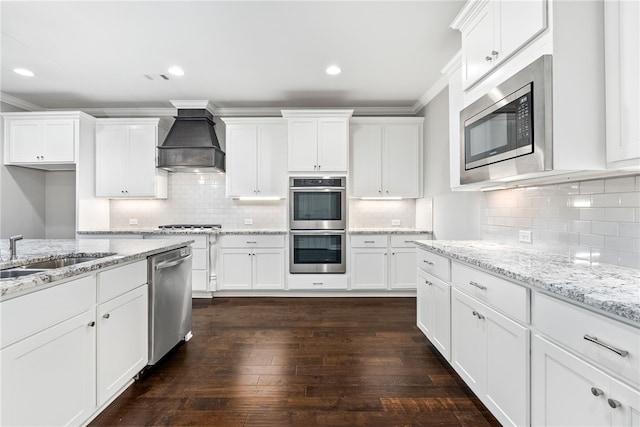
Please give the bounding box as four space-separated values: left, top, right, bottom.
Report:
326 65 341 75
168 66 184 76
14 68 34 77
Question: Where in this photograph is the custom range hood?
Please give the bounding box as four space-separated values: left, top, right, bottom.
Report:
157 100 225 173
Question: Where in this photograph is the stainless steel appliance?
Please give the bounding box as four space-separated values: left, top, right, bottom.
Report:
460 55 552 185
147 246 193 365
289 177 346 230
290 230 346 274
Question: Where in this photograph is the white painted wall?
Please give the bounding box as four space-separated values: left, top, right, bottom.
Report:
419 87 481 240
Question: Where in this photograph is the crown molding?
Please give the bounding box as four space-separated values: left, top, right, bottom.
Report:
76 107 175 117
441 50 463 76
0 93 44 111
450 0 489 31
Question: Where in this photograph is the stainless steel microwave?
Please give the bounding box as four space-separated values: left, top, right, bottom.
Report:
460 55 553 185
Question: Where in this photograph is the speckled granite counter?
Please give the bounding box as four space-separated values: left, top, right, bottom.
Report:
349 229 433 235
77 229 287 236
0 238 193 301
415 240 640 325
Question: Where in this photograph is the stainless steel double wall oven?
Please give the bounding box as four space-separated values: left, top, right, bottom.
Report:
289 177 346 274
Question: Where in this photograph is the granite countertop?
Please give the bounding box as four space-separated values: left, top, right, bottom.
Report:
0 238 193 301
77 229 287 235
349 228 433 235
415 240 640 326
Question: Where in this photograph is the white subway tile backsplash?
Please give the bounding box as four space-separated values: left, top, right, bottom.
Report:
481 175 640 267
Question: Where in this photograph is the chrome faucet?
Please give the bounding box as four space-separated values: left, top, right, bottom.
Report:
9 235 23 261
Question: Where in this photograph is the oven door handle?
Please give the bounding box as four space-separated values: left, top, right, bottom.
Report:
290 230 346 235
290 187 346 191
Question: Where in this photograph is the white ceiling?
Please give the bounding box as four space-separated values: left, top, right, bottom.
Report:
1 1 464 114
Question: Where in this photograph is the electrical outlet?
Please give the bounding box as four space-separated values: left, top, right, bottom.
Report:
129 218 138 225
519 230 533 243
244 218 253 225
391 219 401 226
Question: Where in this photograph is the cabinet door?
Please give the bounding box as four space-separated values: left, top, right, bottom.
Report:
257 124 287 197
218 249 252 290
350 123 383 197
430 273 451 361
532 335 611 427
226 125 258 197
498 0 547 64
317 118 348 171
605 0 640 164
416 269 432 337
384 124 420 197
350 248 387 289
1 309 96 426
390 248 417 289
6 120 42 163
97 285 148 406
127 125 158 196
451 288 486 394
610 378 640 427
485 300 529 427
42 119 76 162
252 249 285 290
462 1 496 87
288 119 318 171
96 125 129 197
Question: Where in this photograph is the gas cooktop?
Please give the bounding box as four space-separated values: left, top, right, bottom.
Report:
158 224 222 230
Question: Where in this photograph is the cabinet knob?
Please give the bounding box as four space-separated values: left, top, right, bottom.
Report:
485 55 493 61
608 399 621 409
314 165 317 170
590 387 604 396
88 321 96 327
317 165 321 170
491 50 499 57
103 313 110 319
472 310 485 320
386 190 389 193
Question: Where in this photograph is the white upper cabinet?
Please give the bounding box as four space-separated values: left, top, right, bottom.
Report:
95 118 167 199
3 111 93 170
605 0 640 168
223 118 287 198
452 0 547 89
350 117 423 198
282 110 353 172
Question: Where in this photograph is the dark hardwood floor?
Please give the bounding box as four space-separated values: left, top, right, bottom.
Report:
90 297 501 426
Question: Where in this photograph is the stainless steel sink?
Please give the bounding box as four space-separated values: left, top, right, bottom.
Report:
0 269 46 279
21 256 106 269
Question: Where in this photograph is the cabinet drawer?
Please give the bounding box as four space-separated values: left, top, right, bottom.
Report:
533 292 640 387
287 275 348 290
390 234 425 248
350 235 387 248
452 262 528 324
1 275 96 349
98 260 147 303
219 234 285 248
416 248 450 281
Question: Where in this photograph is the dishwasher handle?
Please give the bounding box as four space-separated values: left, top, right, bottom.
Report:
155 254 192 270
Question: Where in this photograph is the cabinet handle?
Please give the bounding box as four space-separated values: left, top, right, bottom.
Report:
103 313 110 319
608 399 621 409
364 240 375 243
583 334 629 357
590 387 604 396
423 260 434 266
88 321 96 327
472 310 485 320
485 55 492 61
404 240 414 243
246 241 257 244
425 280 433 286
469 281 487 291
312 282 323 285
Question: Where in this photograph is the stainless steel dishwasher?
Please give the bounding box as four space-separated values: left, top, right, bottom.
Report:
148 246 193 365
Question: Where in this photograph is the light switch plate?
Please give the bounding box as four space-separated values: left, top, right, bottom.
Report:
391 219 401 226
519 230 533 243
129 218 138 225
244 218 253 225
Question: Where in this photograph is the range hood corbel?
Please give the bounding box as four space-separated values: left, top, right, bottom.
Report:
157 100 225 173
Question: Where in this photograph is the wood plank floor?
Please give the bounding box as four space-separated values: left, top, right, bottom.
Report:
90 297 501 426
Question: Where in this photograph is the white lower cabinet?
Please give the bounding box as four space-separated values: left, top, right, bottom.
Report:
416 268 451 360
451 287 529 427
350 247 387 289
217 235 285 291
1 308 96 426
97 285 148 407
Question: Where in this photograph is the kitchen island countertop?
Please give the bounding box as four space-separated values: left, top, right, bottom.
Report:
415 240 640 326
0 238 193 301
349 228 433 235
77 228 287 236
